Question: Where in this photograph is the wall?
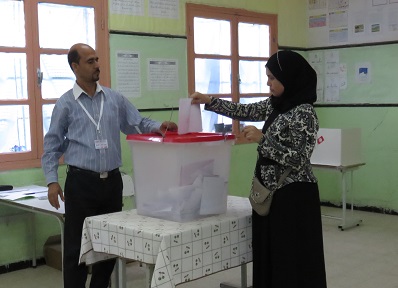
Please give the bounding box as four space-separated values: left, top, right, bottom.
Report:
315 107 398 212
277 0 308 47
303 2 398 212
313 44 398 104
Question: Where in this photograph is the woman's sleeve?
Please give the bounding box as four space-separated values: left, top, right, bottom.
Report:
205 97 270 122
257 105 319 170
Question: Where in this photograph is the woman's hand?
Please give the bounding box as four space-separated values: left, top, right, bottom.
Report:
189 92 212 105
241 125 264 143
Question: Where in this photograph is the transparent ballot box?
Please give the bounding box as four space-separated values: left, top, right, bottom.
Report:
127 132 235 222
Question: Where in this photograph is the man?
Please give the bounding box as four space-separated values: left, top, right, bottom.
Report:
42 43 177 288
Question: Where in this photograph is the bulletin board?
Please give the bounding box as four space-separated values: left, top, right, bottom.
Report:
312 43 398 105
109 33 188 109
308 0 398 48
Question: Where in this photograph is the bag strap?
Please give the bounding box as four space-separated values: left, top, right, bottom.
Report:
276 167 292 187
256 108 292 192
269 167 292 197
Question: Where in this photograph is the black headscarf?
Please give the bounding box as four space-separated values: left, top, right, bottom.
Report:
265 50 317 113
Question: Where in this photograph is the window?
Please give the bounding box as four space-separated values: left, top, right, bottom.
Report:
186 4 278 137
0 0 109 171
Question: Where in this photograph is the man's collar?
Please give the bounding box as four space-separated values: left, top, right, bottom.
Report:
72 82 104 100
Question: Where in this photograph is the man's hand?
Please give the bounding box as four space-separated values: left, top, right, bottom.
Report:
47 182 64 210
159 121 178 134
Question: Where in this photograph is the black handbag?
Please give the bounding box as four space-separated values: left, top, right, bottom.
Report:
249 168 291 216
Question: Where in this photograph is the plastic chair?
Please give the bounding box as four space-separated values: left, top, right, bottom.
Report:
122 174 135 209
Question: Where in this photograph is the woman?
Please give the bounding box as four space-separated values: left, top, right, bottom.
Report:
190 50 327 288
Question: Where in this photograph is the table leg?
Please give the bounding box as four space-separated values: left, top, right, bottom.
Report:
56 216 65 282
111 258 127 288
119 258 127 288
341 170 347 228
219 264 252 288
146 264 154 288
338 170 362 231
29 212 36 267
350 170 355 218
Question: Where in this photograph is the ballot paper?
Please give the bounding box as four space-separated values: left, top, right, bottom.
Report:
178 98 202 134
179 159 214 186
199 176 227 215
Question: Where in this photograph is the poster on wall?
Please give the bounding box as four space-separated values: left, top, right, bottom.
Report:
355 62 372 84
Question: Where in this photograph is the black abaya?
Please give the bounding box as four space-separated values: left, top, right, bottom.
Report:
252 182 327 288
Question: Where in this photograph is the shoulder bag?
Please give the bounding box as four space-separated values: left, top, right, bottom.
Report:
249 167 292 216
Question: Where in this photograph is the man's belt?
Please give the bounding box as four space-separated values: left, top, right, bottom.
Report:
67 165 119 179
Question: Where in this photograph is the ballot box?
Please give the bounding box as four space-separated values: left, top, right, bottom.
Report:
127 132 235 222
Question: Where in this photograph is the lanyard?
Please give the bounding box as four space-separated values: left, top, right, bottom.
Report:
77 94 104 133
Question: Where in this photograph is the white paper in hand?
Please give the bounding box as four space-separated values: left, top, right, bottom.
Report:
178 98 202 134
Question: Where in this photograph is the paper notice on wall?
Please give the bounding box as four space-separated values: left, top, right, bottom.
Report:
308 0 327 10
148 0 179 19
148 59 179 90
110 0 144 16
115 51 141 98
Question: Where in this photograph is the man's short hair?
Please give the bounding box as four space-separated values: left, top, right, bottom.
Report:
67 48 80 71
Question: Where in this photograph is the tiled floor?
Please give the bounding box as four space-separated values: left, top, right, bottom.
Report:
1 206 398 288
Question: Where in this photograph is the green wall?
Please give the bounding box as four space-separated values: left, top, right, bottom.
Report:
315 44 398 104
315 107 398 212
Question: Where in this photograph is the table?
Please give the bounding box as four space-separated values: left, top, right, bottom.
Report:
0 186 65 267
313 163 365 230
79 196 253 288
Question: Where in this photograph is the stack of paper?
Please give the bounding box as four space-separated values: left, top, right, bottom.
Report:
0 185 47 201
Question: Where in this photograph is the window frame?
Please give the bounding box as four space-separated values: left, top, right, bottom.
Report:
186 4 278 138
0 0 110 171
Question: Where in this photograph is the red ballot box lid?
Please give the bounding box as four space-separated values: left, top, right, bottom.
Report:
126 132 235 143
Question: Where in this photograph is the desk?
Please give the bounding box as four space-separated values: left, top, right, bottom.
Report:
313 163 365 231
79 196 252 288
0 187 65 267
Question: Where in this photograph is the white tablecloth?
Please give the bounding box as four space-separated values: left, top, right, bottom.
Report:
79 196 252 288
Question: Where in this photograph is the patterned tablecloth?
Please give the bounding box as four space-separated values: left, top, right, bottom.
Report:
79 196 252 288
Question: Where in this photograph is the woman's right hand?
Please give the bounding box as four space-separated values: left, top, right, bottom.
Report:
189 92 212 105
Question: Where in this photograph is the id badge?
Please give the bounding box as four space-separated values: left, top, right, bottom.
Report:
94 139 108 149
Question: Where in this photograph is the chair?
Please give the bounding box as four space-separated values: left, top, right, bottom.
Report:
122 174 135 209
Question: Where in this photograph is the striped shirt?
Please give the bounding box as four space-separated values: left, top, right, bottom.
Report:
41 82 161 185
